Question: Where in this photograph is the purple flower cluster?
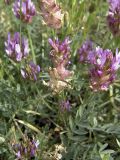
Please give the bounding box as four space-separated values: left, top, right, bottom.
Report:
43 35 72 92
78 41 120 91
40 0 63 29
12 137 39 159
13 0 36 23
21 61 40 81
107 0 120 36
60 100 71 111
5 32 29 62
47 37 73 93
78 40 94 63
49 37 71 67
90 47 120 91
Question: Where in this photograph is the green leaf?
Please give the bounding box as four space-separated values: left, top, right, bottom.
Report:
0 136 5 144
15 119 41 134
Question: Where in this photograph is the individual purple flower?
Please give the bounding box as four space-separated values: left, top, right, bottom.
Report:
60 100 71 111
112 48 120 70
32 140 40 149
92 47 113 66
13 0 36 23
40 0 63 29
89 47 120 91
30 139 39 157
5 32 29 62
108 0 119 10
30 149 35 157
21 61 40 81
16 151 21 159
107 0 120 36
78 40 95 63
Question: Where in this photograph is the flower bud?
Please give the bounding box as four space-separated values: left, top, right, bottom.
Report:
13 0 36 23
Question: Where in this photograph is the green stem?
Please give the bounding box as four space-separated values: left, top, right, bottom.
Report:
27 28 36 64
20 0 22 47
14 120 26 141
109 85 119 111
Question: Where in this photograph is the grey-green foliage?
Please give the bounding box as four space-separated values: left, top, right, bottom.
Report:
0 0 120 160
